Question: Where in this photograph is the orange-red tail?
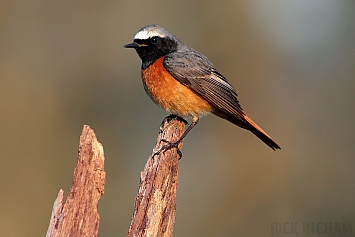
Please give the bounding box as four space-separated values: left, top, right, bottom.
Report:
213 109 280 150
243 115 280 150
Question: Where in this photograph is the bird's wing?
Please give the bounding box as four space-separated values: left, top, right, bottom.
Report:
163 48 245 119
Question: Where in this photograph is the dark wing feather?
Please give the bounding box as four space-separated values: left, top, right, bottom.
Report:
164 47 281 150
163 48 245 120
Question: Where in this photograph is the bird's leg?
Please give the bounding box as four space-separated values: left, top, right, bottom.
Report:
153 116 199 159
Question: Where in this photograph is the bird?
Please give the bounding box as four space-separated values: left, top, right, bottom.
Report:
124 24 280 154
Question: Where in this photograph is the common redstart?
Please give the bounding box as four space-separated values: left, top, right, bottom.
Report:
124 24 280 152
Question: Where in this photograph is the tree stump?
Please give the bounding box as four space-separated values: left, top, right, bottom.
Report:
45 116 184 237
127 115 186 237
46 125 106 237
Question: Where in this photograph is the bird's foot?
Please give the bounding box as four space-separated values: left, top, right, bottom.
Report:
153 139 183 159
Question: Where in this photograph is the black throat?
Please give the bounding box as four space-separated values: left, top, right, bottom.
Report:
134 37 178 70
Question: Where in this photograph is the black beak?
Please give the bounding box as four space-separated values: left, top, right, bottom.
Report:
124 42 140 48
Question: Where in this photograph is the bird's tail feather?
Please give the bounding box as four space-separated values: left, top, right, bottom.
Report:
212 109 280 150
243 115 281 150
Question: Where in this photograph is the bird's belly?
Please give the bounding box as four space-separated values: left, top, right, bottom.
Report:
142 57 212 118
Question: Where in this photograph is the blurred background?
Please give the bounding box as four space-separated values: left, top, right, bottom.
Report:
1 0 355 236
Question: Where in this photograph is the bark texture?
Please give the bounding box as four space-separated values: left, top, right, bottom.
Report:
46 125 106 237
127 115 186 237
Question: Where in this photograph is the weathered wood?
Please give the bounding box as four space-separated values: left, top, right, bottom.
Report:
46 125 106 237
127 115 186 237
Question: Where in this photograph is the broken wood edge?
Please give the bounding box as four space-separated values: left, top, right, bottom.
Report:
46 125 106 237
127 115 186 237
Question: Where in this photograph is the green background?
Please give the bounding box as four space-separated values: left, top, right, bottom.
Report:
1 1 354 236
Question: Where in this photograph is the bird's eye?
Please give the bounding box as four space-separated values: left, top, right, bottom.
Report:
151 37 158 44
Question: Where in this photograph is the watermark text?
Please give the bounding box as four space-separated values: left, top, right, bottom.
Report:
271 222 352 235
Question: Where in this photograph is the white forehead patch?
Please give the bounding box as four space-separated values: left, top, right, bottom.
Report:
134 29 165 40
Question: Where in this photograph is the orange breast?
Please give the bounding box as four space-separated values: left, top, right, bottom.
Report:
142 57 212 118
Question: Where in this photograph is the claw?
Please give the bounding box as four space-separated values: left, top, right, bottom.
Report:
153 140 183 159
152 114 198 159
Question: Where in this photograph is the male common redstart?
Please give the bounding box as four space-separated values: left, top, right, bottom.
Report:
124 24 280 151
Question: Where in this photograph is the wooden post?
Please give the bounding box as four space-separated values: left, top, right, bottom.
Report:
46 125 106 237
127 115 186 237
